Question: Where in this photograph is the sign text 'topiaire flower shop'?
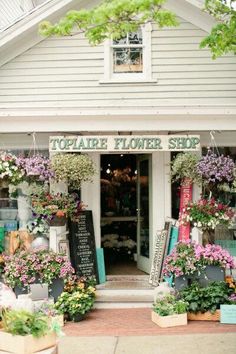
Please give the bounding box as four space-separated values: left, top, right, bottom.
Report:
49 135 200 152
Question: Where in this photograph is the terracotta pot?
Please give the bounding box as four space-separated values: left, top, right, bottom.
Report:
49 216 67 227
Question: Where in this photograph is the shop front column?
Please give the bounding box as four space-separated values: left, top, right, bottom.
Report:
151 152 171 250
81 153 101 247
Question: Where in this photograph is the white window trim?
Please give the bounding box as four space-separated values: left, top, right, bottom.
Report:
100 23 156 84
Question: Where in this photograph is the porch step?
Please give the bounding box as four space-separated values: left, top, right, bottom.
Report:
95 276 155 308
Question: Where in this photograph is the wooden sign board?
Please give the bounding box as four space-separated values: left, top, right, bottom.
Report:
220 305 236 324
149 230 167 287
68 211 98 282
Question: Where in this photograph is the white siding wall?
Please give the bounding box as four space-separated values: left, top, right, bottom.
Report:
0 17 236 109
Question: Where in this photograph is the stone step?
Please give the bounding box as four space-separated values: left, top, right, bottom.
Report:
96 289 154 303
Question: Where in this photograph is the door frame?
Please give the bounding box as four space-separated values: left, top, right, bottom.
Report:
137 154 153 274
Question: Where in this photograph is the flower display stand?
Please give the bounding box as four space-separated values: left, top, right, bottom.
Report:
187 310 220 321
151 311 187 328
0 331 56 354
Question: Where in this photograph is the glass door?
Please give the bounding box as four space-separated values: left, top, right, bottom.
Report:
137 155 152 273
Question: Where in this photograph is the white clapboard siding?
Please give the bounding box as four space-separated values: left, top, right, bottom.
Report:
0 16 236 110
1 84 236 95
0 98 235 109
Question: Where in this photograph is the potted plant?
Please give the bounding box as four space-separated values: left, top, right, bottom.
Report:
179 281 233 321
0 308 59 353
196 149 235 197
54 276 96 322
162 241 235 290
51 153 95 189
152 294 188 328
16 154 54 184
0 151 24 186
170 152 201 185
179 198 235 244
31 191 84 226
2 249 75 300
37 302 64 327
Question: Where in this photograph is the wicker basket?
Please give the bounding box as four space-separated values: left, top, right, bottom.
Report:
187 310 220 321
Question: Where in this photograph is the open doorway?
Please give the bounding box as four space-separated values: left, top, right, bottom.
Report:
100 154 150 275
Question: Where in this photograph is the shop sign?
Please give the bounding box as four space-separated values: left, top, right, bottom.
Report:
49 135 200 152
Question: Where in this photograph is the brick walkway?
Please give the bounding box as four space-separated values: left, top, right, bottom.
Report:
64 308 236 336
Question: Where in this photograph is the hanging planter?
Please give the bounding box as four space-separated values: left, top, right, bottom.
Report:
16 154 54 184
51 153 95 189
196 149 235 198
0 151 24 186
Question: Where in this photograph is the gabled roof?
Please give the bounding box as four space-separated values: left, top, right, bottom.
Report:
0 0 215 68
0 0 51 32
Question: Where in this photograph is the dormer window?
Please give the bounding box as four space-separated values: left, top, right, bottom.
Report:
101 24 153 83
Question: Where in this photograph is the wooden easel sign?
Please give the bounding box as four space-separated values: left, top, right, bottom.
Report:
149 230 167 287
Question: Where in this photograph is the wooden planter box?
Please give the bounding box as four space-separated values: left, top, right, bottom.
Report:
0 330 56 354
187 310 220 321
151 311 187 328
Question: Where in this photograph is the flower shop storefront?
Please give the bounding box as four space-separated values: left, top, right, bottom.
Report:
1 131 236 282
49 134 202 276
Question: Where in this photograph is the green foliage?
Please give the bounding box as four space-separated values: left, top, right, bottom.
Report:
39 0 178 44
51 153 95 189
200 0 236 58
170 152 201 184
54 280 96 318
153 294 188 316
1 309 49 338
179 281 233 314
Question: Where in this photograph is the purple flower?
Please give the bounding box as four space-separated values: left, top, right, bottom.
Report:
16 154 54 182
197 150 235 184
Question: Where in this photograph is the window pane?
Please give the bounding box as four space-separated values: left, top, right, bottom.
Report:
113 48 143 73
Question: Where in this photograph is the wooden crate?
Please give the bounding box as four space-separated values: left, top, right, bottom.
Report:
151 311 187 328
0 330 56 354
187 310 220 321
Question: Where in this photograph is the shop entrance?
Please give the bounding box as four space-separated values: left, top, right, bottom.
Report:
100 154 152 275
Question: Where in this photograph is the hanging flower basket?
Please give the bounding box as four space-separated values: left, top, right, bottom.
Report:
16 154 54 183
51 153 95 189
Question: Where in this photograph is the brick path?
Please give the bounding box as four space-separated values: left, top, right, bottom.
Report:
64 308 236 336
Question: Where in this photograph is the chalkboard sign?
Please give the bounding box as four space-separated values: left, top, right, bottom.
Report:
69 211 98 282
